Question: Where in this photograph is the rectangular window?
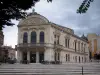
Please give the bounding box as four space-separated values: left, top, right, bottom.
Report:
75 41 76 52
75 56 77 62
57 36 60 44
55 35 56 38
54 35 60 45
66 54 67 61
65 39 67 47
54 41 56 44
81 43 83 52
68 54 70 61
84 44 86 53
78 42 80 51
58 53 60 61
54 35 56 45
65 39 70 48
68 39 70 48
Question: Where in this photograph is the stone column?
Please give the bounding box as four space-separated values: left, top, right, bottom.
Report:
37 31 39 43
17 50 20 63
17 50 22 63
36 51 39 63
27 51 30 62
28 31 30 43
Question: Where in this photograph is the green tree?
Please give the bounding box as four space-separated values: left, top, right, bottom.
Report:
0 0 52 30
77 0 94 14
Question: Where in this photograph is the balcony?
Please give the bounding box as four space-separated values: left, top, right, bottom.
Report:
17 43 54 48
16 43 64 50
54 44 63 49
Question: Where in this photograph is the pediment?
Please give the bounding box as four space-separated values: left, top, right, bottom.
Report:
18 14 49 26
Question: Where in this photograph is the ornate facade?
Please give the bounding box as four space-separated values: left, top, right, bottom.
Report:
16 12 89 63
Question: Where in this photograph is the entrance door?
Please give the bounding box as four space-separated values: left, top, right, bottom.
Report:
30 52 36 63
39 53 44 63
79 56 80 63
55 52 57 61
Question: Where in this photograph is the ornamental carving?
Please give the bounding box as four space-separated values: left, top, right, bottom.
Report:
65 34 70 39
54 29 61 36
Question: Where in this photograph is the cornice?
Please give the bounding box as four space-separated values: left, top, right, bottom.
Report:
50 23 88 43
17 43 88 55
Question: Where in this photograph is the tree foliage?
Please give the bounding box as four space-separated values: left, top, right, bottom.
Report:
0 0 52 30
77 0 94 14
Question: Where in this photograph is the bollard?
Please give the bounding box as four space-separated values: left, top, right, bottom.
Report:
82 66 83 75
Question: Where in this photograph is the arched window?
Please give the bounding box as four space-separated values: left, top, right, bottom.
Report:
23 32 28 43
40 31 44 43
31 31 36 44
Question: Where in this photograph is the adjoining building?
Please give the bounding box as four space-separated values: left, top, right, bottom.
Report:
0 46 16 63
88 33 100 58
0 30 15 62
16 12 89 63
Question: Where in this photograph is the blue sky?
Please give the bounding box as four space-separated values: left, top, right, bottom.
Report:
3 0 100 48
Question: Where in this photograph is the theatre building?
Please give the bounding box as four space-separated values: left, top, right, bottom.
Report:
16 12 89 63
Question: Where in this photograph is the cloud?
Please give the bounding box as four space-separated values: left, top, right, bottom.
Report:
3 20 18 48
3 0 100 47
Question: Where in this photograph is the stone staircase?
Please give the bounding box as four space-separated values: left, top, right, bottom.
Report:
0 63 100 75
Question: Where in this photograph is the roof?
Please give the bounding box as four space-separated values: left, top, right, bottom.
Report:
18 12 49 26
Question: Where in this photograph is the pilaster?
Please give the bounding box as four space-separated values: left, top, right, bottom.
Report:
36 51 39 63
27 51 30 62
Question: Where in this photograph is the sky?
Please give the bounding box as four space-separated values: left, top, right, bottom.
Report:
3 0 100 48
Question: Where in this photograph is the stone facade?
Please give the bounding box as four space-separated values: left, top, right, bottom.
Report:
1 46 15 62
16 12 89 63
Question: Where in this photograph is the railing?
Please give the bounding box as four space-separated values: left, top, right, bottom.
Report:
17 43 53 48
16 43 88 54
17 43 64 49
54 44 63 49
